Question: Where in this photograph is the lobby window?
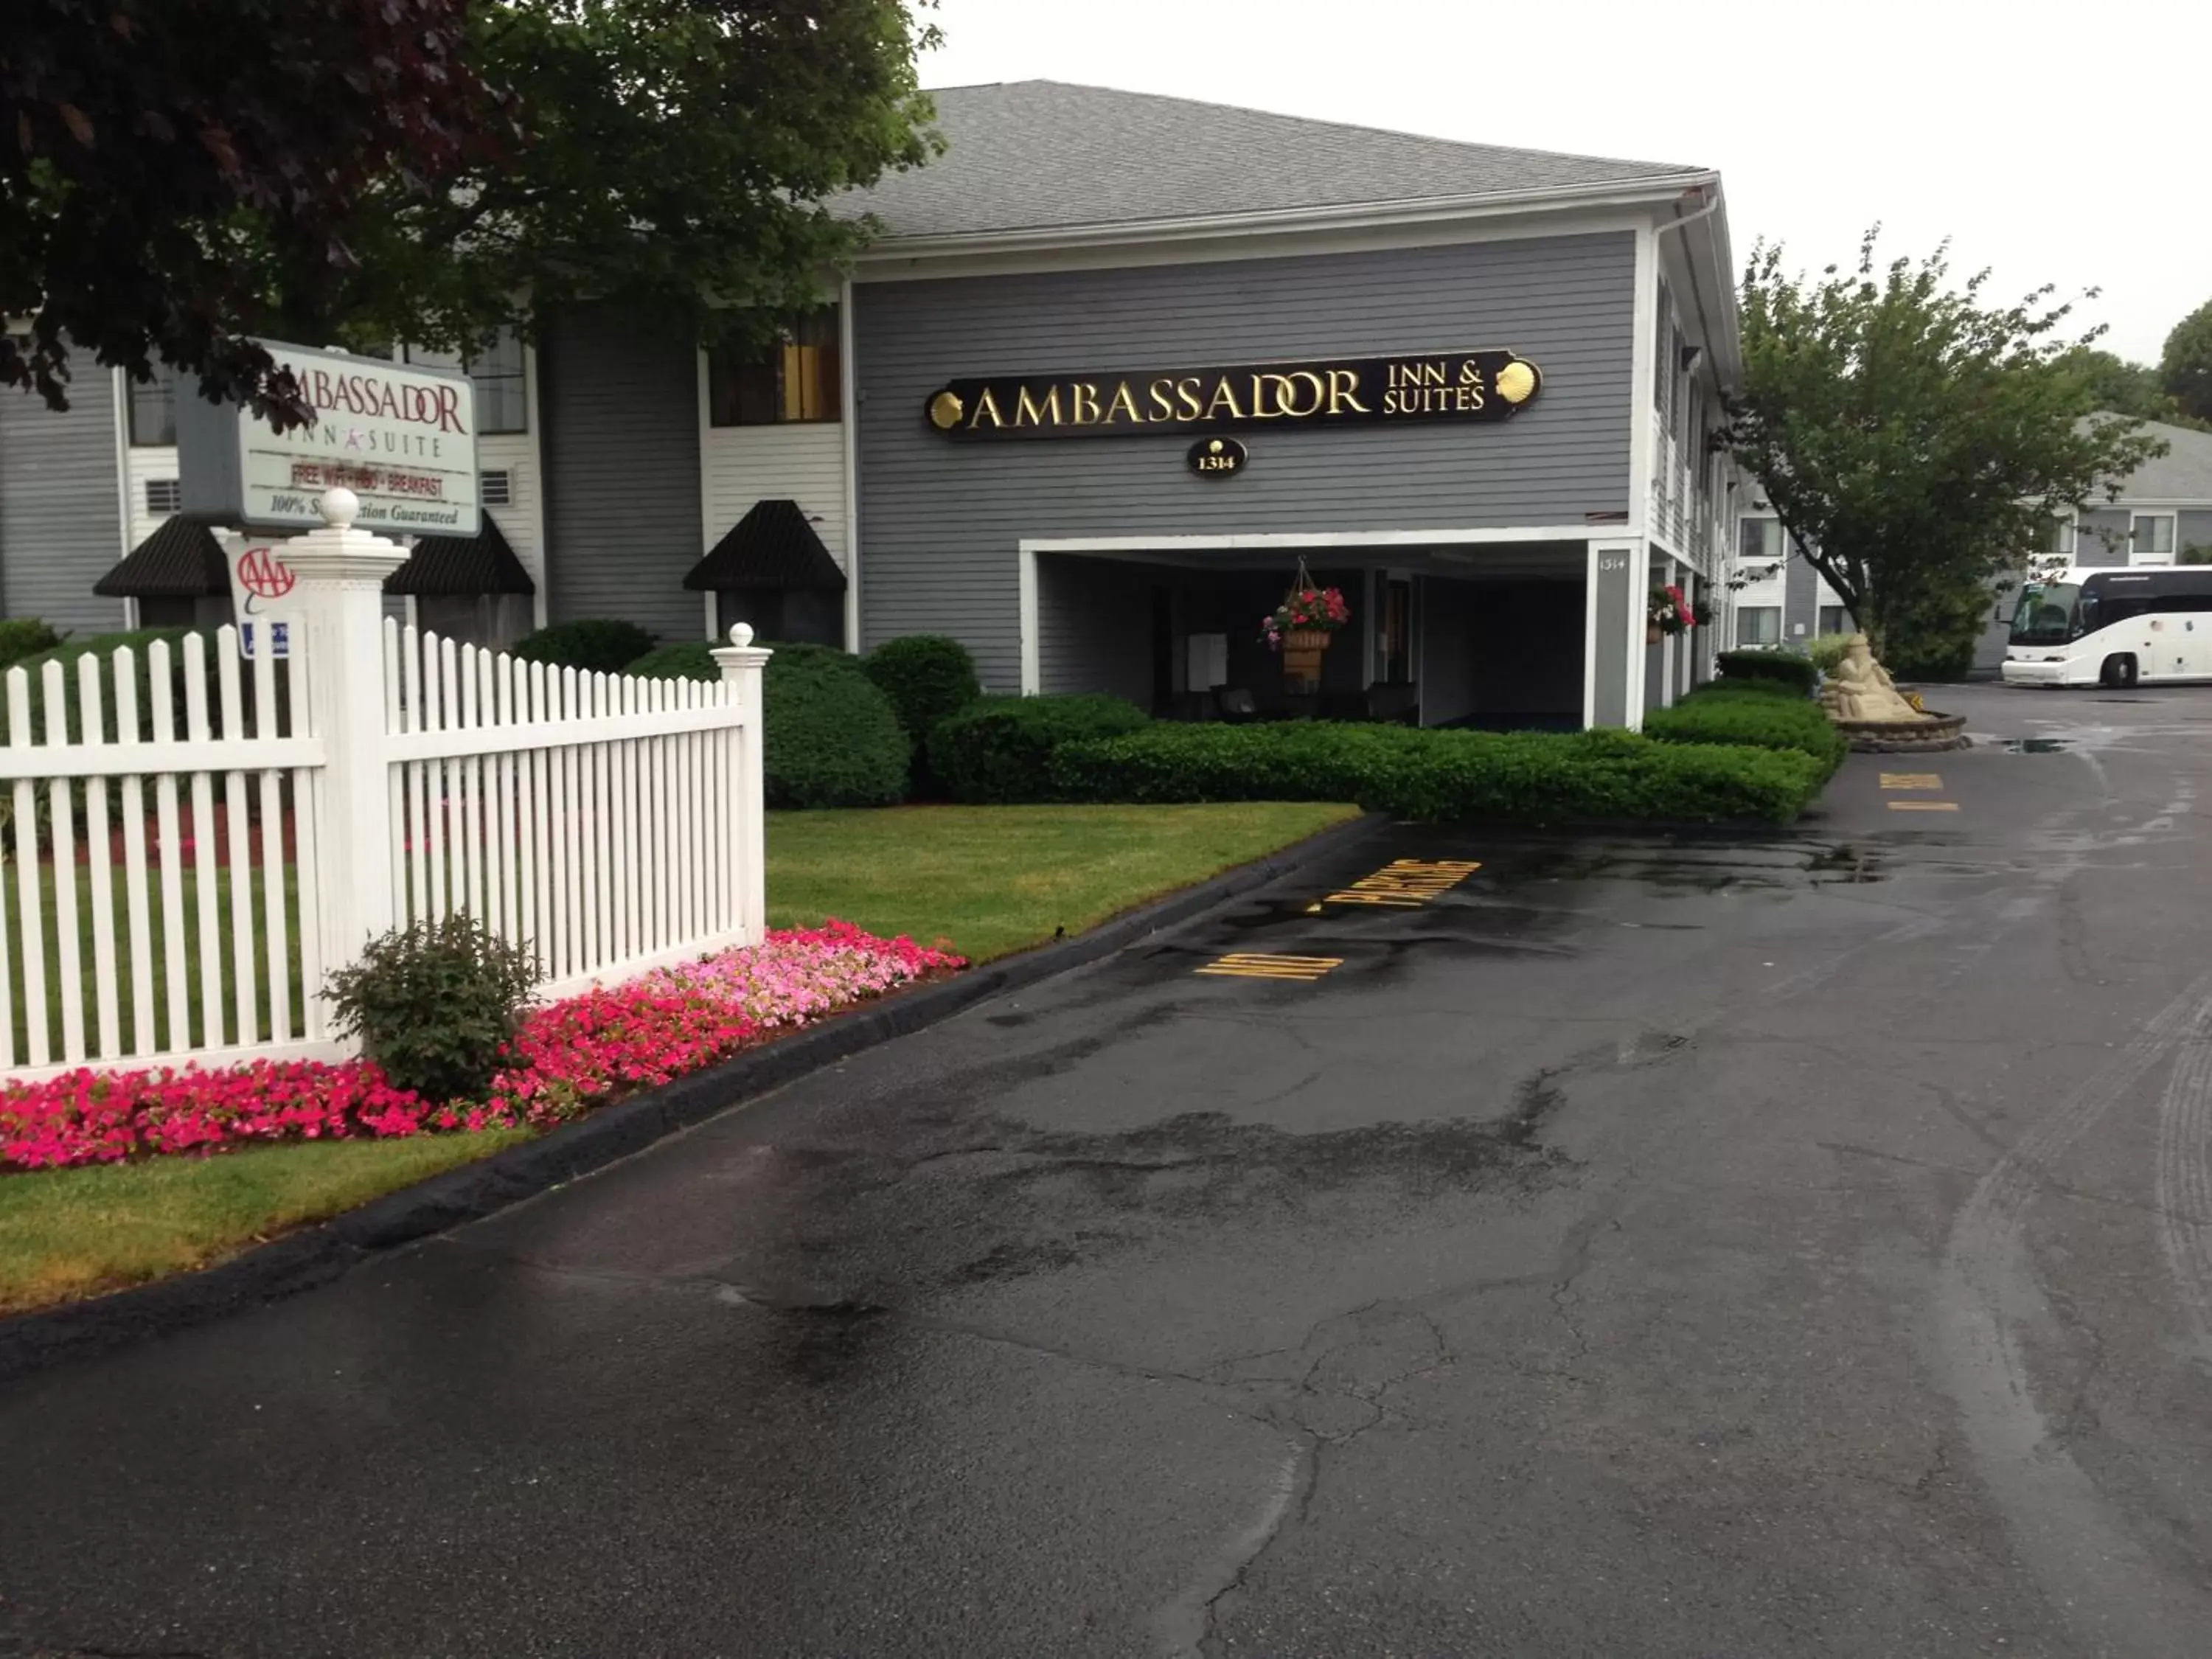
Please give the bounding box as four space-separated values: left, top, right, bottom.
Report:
2132 512 2176 564
128 364 178 446
402 328 526 434
708 309 841 426
1736 606 1781 647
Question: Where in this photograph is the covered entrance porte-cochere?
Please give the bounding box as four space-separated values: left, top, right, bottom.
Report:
1020 536 1613 730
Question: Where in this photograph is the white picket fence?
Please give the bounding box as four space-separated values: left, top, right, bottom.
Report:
0 492 766 1082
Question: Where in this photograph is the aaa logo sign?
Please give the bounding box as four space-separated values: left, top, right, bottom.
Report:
226 540 297 659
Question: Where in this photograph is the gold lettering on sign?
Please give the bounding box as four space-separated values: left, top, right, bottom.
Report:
1175 378 1206 421
1070 382 1102 425
1204 376 1245 421
1326 368 1371 414
1250 375 1283 419
1016 384 1063 427
1106 380 1144 425
970 386 1006 428
1281 371 1324 417
1148 378 1178 420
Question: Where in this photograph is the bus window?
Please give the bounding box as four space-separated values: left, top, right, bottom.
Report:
2010 583 2079 644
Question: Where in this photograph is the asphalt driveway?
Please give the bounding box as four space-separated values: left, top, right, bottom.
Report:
4 683 2212 1657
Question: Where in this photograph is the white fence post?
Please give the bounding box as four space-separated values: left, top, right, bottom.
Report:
711 624 771 945
282 488 406 1016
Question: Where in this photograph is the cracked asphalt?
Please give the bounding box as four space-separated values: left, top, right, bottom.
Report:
6 683 2212 1657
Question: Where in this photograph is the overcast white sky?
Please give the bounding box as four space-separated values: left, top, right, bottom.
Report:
917 0 2202 364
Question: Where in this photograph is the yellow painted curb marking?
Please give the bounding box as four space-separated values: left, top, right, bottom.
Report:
1194 953 1343 981
1322 858 1482 908
1880 773 1943 790
1886 801 1961 812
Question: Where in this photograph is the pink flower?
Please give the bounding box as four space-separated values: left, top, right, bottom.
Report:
0 922 966 1171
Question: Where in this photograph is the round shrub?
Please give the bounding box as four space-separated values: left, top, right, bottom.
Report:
325 914 540 1104
511 619 655 675
763 643 908 808
1716 649 1818 694
929 694 1151 804
863 634 981 742
0 618 66 671
627 641 720 682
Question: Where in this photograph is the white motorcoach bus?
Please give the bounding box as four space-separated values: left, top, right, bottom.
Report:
2003 566 2212 689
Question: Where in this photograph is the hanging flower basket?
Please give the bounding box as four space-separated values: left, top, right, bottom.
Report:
1262 563 1349 689
1648 583 1695 638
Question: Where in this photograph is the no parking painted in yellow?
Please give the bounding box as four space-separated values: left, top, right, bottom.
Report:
1194 953 1343 982
1321 858 1482 908
1882 771 1958 811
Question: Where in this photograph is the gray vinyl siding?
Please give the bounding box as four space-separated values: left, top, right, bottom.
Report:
0 376 129 633
1034 554 1152 702
2076 509 2132 567
539 306 702 643
855 233 1637 689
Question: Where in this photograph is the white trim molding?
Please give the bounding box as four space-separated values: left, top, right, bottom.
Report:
1021 525 1597 557
839 274 861 652
1017 546 1041 695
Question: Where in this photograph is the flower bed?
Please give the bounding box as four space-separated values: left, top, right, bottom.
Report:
0 921 962 1172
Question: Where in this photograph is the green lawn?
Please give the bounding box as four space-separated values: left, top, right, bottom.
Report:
765 801 1361 961
1 800 1357 1315
0 1132 526 1313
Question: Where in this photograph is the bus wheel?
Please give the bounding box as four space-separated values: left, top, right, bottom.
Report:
2101 654 2138 689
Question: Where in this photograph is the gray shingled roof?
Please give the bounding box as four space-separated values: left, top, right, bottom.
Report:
849 80 1711 240
2104 418 2212 502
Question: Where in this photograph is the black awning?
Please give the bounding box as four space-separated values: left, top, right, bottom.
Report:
93 516 231 599
684 498 846 593
385 512 535 597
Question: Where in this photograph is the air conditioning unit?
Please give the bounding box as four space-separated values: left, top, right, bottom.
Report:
481 469 512 507
145 478 181 514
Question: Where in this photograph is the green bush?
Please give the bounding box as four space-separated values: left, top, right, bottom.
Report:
763 641 908 808
510 619 655 675
325 914 541 1104
1716 649 1818 694
929 694 1151 804
863 634 981 740
863 635 981 795
1646 686 1846 777
0 619 66 671
627 641 720 683
1805 632 1857 674
1049 723 1825 827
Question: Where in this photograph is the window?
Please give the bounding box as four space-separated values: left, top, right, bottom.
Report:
127 364 178 446
144 478 181 515
708 309 841 426
1818 605 1850 636
1377 579 1413 684
1739 517 1785 563
2042 515 2075 558
2132 512 2177 564
481 469 512 507
1736 606 1781 647
401 327 526 434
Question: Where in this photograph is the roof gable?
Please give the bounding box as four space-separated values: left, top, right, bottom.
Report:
849 80 1710 242
2103 418 2212 503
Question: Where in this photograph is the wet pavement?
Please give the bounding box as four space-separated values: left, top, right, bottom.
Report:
7 682 2212 1656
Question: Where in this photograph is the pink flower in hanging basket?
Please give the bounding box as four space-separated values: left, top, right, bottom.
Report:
1263 586 1350 648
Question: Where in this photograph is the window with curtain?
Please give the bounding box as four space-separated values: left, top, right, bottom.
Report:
1818 605 1850 636
1736 606 1781 647
708 309 841 426
2132 513 2177 563
1738 517 1785 562
128 364 178 445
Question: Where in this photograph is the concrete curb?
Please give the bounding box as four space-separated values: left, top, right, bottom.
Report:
0 810 1385 1385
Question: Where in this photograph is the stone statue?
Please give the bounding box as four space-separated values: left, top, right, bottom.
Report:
1820 635 1928 724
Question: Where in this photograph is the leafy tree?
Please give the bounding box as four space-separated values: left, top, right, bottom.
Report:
1729 230 2168 663
2052 346 2185 423
2163 299 2212 425
1 0 496 430
4 0 939 426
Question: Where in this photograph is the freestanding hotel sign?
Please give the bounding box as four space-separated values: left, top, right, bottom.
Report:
178 339 479 538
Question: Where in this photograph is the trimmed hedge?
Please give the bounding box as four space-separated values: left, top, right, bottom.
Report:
0 619 65 671
1049 722 1826 827
511 619 654 675
864 633 982 796
627 641 720 682
1645 686 1846 777
762 642 908 809
1716 649 1818 695
929 694 1151 804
